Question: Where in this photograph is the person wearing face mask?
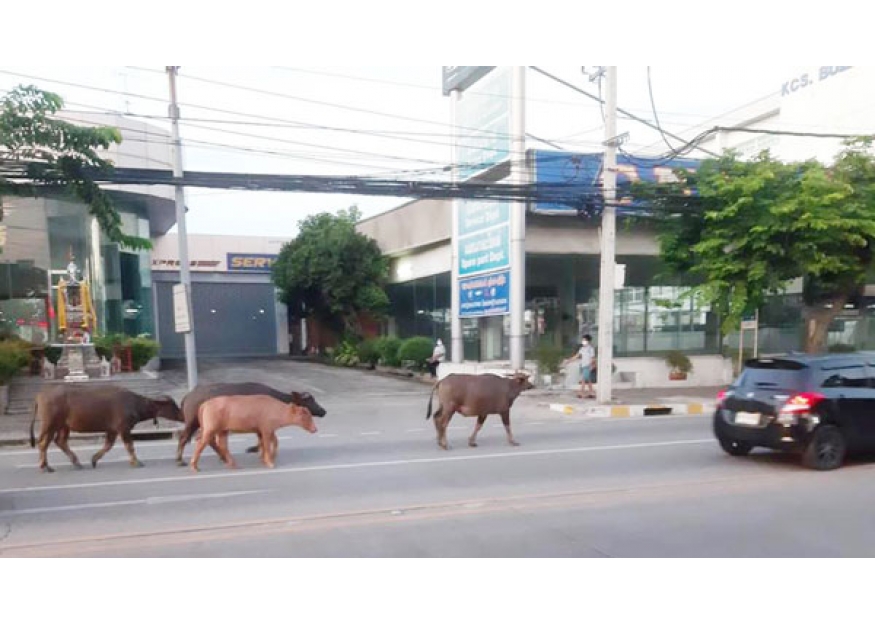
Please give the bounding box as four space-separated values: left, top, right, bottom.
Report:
563 334 596 399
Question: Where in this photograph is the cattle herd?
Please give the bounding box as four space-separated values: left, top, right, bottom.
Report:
28 373 535 474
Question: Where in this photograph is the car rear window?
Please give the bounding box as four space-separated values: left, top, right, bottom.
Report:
736 359 808 388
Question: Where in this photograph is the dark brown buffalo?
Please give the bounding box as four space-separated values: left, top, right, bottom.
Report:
175 382 327 466
426 372 534 450
29 385 182 473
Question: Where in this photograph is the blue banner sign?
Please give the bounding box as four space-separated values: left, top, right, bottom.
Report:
459 224 510 277
459 270 510 318
458 201 510 238
227 253 278 273
531 150 700 215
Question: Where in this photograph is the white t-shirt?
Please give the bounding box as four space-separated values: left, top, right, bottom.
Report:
578 343 595 366
432 343 446 362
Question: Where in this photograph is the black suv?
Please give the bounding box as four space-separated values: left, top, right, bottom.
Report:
713 352 875 470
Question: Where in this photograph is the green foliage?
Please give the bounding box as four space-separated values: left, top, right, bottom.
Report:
638 141 875 352
272 207 389 335
0 86 149 249
130 336 159 370
94 332 126 361
44 345 62 365
665 350 693 375
332 341 360 367
357 338 381 367
374 336 402 367
535 343 564 375
0 340 30 384
397 337 434 370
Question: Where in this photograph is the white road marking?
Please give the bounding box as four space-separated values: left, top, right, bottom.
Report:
317 434 339 439
0 490 266 518
0 439 713 496
359 431 382 437
406 429 426 433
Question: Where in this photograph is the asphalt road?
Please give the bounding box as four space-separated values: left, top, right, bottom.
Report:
2 361 875 557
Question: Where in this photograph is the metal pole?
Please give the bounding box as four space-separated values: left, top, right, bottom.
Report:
450 89 463 364
509 66 527 371
166 66 198 390
596 67 618 404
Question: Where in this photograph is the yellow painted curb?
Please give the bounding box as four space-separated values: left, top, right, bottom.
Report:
687 403 704 415
610 406 631 418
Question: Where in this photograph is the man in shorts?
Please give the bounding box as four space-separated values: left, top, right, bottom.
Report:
563 335 596 399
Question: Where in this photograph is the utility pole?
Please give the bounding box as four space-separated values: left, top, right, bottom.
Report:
450 88 463 364
509 66 527 370
596 67 618 404
166 66 198 390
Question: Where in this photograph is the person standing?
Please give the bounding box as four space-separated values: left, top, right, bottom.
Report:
426 338 446 379
563 335 596 399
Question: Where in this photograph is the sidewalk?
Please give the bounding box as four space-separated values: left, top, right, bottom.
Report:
527 385 723 419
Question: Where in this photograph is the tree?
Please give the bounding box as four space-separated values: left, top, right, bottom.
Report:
272 207 390 340
0 85 149 249
638 140 875 353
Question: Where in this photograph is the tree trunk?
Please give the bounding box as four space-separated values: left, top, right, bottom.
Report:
804 296 848 354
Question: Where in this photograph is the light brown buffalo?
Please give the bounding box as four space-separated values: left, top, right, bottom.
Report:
29 385 182 472
191 395 317 472
426 372 534 450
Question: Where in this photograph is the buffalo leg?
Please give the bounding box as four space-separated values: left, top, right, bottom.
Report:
501 411 519 447
91 432 118 468
54 427 83 469
175 420 198 467
216 432 237 469
468 415 488 448
37 428 55 473
189 429 213 473
120 432 144 468
438 410 455 450
267 432 279 468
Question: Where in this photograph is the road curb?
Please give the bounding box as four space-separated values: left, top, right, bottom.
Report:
542 402 715 418
0 429 180 449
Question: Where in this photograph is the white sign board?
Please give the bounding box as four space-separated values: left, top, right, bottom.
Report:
172 284 192 334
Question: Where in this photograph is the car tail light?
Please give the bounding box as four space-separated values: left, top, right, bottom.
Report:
780 392 825 414
716 389 728 407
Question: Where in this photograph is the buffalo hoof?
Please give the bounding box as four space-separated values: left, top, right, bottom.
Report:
176 459 187 468
190 464 200 473
509 441 521 447
91 457 100 468
468 440 478 448
130 460 144 468
245 446 259 454
40 466 54 474
73 462 84 470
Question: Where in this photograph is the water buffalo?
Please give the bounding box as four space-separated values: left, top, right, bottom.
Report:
29 385 182 473
191 395 317 472
426 372 534 450
176 382 327 466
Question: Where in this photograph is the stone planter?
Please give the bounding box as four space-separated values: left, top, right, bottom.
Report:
669 371 688 381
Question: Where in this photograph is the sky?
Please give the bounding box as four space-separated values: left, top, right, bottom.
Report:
0 66 795 239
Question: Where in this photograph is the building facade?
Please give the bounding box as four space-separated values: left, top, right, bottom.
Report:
150 234 291 359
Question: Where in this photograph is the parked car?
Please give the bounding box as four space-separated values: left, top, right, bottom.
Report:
713 352 875 470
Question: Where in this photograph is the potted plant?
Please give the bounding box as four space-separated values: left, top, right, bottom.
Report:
0 341 30 413
665 350 693 381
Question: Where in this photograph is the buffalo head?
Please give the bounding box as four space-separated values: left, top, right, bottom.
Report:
511 371 534 392
152 395 183 423
290 391 327 418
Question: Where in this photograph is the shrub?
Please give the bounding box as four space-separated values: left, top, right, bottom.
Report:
333 341 360 367
397 337 434 370
44 345 62 365
130 336 160 370
357 339 381 368
94 333 128 361
375 336 402 367
0 341 30 385
535 343 565 375
665 350 693 374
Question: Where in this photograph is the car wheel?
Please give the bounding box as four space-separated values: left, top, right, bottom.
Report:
802 425 846 471
718 436 753 457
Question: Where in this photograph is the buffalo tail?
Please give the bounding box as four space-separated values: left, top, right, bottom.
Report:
29 399 38 448
426 381 440 420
